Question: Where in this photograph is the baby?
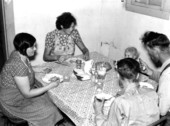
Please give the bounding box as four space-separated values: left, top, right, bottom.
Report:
113 47 140 70
124 47 146 71
124 47 139 60
124 46 157 90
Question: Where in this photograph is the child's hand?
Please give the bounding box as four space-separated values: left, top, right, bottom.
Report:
138 58 151 74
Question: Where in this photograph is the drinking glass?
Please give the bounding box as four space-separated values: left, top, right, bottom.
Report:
76 59 82 69
96 67 106 92
97 67 107 80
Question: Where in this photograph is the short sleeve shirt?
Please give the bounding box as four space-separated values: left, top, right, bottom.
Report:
45 29 82 56
0 51 34 88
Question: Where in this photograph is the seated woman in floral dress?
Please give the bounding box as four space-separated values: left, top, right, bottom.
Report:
93 58 160 126
43 12 90 63
0 33 63 126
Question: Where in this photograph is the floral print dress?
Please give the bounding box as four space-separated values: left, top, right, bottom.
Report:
45 29 83 56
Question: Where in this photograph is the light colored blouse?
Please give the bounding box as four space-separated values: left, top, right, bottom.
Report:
45 29 82 56
95 83 160 126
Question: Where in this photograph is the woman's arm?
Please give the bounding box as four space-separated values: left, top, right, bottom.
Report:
73 30 90 61
14 76 59 98
43 32 61 62
76 41 89 61
43 47 60 62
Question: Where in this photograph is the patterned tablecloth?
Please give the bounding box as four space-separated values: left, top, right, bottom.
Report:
34 52 120 126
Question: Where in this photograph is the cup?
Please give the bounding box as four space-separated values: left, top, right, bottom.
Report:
76 59 82 69
63 75 70 82
96 81 104 92
97 67 107 80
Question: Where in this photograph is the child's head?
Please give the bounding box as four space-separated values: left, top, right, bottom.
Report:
124 47 139 60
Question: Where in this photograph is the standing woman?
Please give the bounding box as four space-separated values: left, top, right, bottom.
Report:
43 12 90 63
0 33 63 126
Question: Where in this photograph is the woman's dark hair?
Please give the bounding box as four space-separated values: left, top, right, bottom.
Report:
117 58 140 81
13 33 36 56
141 31 170 50
56 12 77 30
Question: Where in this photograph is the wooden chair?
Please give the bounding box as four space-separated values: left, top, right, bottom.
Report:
147 116 167 126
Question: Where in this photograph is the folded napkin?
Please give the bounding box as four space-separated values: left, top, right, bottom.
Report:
73 68 91 81
83 59 94 75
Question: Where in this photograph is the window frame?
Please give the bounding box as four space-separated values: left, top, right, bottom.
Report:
125 0 170 20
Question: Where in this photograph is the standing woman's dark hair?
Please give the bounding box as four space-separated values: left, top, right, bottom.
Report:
13 33 36 56
117 58 141 81
56 12 77 30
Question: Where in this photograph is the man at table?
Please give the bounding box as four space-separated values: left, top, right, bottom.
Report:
93 58 159 126
141 31 170 126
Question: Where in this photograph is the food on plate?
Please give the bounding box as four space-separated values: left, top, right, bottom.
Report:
49 76 60 82
95 93 113 100
42 73 63 83
43 68 52 73
69 59 76 63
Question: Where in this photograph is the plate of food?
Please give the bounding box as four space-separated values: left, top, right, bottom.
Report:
95 93 113 100
66 57 85 64
42 73 64 83
139 82 154 89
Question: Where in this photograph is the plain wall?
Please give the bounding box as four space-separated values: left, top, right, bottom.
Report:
5 0 170 70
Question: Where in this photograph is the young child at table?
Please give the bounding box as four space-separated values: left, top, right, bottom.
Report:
124 46 158 90
93 58 160 126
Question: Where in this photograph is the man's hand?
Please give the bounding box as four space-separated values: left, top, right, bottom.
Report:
93 97 104 115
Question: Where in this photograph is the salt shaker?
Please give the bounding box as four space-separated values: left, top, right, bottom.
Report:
76 59 82 69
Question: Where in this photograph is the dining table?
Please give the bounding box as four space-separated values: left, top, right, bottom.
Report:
33 52 121 126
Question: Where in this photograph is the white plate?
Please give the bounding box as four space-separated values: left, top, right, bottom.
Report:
42 73 63 83
139 82 154 89
73 68 85 75
66 57 85 64
95 93 113 100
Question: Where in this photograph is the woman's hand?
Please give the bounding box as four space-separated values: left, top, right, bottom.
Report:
83 52 90 61
58 55 72 63
93 97 104 115
49 80 60 89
